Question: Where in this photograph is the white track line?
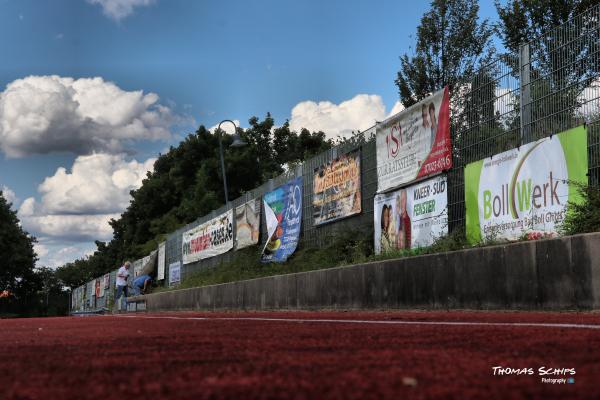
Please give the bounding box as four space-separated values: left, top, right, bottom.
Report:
112 314 600 330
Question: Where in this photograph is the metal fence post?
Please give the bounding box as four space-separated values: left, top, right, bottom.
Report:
519 42 532 145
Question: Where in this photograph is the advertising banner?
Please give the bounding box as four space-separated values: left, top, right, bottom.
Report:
73 287 84 311
157 242 166 280
98 278 105 298
261 177 303 263
313 150 362 225
374 175 448 254
103 273 110 289
235 198 261 249
465 126 588 243
376 86 451 192
169 261 181 286
133 259 143 278
182 209 234 264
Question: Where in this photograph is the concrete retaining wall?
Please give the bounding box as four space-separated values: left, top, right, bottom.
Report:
130 232 600 312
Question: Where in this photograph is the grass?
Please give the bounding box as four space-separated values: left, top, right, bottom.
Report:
154 228 479 293
155 182 600 294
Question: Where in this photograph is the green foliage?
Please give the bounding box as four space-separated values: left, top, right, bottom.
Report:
395 0 495 108
560 182 600 235
496 0 599 58
496 0 600 139
0 193 69 317
0 191 38 299
156 230 372 291
57 115 332 287
159 227 536 293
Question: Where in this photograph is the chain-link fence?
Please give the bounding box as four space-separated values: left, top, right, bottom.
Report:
164 3 600 287
72 4 600 305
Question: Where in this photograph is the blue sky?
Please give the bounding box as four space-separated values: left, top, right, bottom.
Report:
0 0 501 268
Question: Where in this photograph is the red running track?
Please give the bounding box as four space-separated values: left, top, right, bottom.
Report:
1 310 599 399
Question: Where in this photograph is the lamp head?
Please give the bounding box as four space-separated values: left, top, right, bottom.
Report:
230 134 247 148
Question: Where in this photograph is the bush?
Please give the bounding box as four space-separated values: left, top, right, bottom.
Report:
560 182 600 235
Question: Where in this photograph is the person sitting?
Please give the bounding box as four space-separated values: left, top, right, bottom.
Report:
132 274 152 296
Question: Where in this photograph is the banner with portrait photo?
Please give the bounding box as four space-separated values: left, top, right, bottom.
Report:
182 209 234 264
313 150 362 225
374 175 448 254
376 86 451 192
261 177 303 263
235 198 261 249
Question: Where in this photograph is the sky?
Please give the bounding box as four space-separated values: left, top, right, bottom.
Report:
0 0 502 269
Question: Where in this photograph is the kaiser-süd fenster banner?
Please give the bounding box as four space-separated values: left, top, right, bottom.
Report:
374 175 448 254
235 198 261 249
376 86 451 192
261 177 303 263
157 242 166 280
313 150 361 225
182 209 234 264
464 125 588 244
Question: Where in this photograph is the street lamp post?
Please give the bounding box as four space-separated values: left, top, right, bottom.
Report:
216 119 247 204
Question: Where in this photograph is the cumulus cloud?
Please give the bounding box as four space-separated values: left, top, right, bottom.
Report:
1 184 18 206
209 119 241 135
19 153 155 242
35 241 97 269
0 75 173 158
87 0 154 21
289 94 391 140
388 101 405 117
34 243 49 258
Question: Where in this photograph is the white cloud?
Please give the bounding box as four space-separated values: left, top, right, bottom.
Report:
577 79 600 118
209 119 241 135
388 101 405 117
1 184 18 206
35 241 97 269
87 0 154 21
0 75 173 158
19 153 155 242
289 94 389 140
34 243 49 258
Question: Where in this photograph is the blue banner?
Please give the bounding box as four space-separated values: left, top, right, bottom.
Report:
261 177 303 263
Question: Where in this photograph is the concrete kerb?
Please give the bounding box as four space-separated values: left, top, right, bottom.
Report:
125 232 600 312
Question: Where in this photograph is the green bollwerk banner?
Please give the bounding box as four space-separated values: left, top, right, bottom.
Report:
464 126 588 244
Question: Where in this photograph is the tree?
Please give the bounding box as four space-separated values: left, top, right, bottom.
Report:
496 0 600 139
496 0 600 56
0 191 38 306
55 115 333 282
33 267 69 316
395 0 495 107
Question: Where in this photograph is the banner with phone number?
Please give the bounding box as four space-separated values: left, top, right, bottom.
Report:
376 86 451 192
